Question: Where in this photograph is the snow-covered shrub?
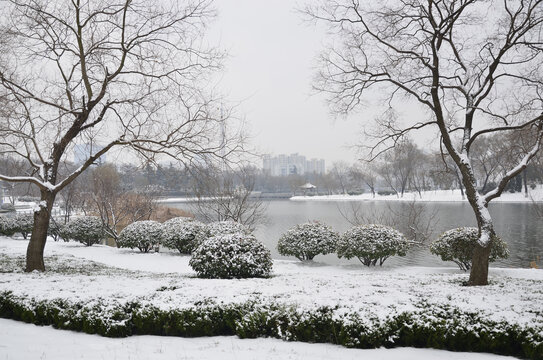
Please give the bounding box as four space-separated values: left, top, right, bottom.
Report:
61 216 106 246
0 216 16 236
430 227 509 271
116 220 163 253
189 233 272 278
2 214 34 239
203 221 251 238
161 217 205 254
47 218 63 242
337 224 410 266
277 221 339 261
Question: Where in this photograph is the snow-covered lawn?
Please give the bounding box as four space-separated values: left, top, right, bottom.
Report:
1 237 542 326
0 318 516 360
1 236 542 358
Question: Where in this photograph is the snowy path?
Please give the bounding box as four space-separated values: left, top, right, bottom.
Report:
0 318 516 360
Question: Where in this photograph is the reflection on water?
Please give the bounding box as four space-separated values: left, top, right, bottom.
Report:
169 200 543 269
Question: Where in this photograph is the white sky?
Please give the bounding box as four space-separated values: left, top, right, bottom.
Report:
208 0 367 166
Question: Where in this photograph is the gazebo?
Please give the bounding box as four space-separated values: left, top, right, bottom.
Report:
300 182 317 195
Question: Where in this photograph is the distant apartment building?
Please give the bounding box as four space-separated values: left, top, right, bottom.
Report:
73 143 106 166
262 153 325 176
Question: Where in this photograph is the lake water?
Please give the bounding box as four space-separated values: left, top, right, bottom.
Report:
169 199 543 269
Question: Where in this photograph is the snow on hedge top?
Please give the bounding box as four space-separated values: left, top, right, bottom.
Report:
189 232 273 279
337 224 410 266
117 220 163 253
162 217 205 254
203 221 251 239
430 227 509 271
277 221 339 261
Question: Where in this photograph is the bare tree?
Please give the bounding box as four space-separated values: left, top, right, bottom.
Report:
307 0 543 285
0 0 243 271
471 135 506 193
330 161 351 194
57 174 86 223
373 138 424 197
191 166 267 231
82 164 156 241
349 162 378 197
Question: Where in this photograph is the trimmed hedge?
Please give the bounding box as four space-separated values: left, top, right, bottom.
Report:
116 221 163 253
161 217 205 254
0 214 34 239
277 221 339 261
337 224 410 266
0 291 540 359
189 233 273 279
60 216 106 246
430 227 509 271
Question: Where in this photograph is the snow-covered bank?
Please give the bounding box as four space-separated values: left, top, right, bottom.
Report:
1 237 541 329
0 318 515 360
291 188 543 202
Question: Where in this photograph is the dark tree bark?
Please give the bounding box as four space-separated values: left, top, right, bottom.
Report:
26 191 56 271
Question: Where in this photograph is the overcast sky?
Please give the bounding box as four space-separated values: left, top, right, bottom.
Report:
208 0 366 166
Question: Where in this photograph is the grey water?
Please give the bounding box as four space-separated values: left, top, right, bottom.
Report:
169 200 543 269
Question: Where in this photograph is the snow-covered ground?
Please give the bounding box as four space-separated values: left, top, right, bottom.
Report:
1 237 542 328
0 318 516 360
1 237 542 359
291 188 543 202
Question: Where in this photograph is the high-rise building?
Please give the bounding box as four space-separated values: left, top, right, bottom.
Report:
262 153 325 176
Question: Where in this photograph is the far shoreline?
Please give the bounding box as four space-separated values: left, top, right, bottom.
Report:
290 188 543 203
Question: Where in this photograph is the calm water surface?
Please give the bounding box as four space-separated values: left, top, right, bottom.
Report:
170 200 543 268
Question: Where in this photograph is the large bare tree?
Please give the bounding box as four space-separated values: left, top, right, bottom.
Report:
0 0 242 271
307 0 543 285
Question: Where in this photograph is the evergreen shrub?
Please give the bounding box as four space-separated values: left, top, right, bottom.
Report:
430 227 509 271
277 221 339 261
337 224 410 266
116 220 163 253
189 232 272 278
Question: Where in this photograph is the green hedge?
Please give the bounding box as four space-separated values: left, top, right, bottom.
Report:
0 291 541 359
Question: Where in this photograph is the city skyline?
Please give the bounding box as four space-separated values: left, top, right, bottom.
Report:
263 153 325 176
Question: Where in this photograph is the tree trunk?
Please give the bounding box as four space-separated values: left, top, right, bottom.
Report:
523 171 528 198
468 242 492 285
466 199 495 285
456 158 493 286
25 191 56 272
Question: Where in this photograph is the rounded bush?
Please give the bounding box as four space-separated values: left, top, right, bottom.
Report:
277 221 339 261
430 227 509 271
161 217 205 254
1 214 34 239
189 232 272 278
47 218 63 242
337 224 410 266
205 221 251 238
17 214 34 239
61 216 105 246
0 216 16 236
116 220 163 253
